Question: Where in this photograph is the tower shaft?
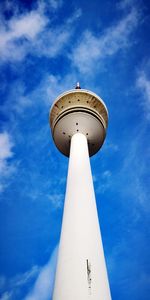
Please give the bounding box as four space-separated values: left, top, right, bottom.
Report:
53 133 111 300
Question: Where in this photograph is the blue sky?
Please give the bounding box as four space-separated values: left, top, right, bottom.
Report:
0 0 150 299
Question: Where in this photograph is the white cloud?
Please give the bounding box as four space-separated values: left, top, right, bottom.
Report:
0 261 55 299
24 245 58 300
9 12 46 40
31 8 81 59
11 266 39 288
48 0 63 10
0 70 77 120
117 125 149 211
0 292 12 300
102 170 112 179
70 8 139 74
48 194 64 209
46 73 79 104
0 132 14 175
0 265 39 300
0 3 81 62
136 70 150 120
38 0 63 12
34 26 70 58
0 132 13 161
104 141 119 152
0 276 6 290
117 0 136 10
0 9 48 61
94 169 112 194
0 132 16 193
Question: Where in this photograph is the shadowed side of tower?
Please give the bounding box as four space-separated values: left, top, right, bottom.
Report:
49 86 112 300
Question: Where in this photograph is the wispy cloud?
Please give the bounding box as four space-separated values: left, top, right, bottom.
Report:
117 125 149 211
136 65 150 120
0 132 13 164
45 0 63 10
11 266 39 288
117 0 137 10
46 73 79 104
0 81 32 118
0 246 58 300
0 9 48 61
0 265 39 300
0 291 12 300
0 2 81 62
24 245 58 300
95 169 112 194
103 141 119 152
0 132 15 190
48 194 64 210
70 7 140 74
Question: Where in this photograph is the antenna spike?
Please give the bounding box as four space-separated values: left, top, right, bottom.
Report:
75 82 81 89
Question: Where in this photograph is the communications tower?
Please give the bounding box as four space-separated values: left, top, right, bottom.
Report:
49 83 112 300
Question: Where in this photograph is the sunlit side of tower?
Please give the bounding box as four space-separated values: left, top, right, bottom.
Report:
49 84 112 300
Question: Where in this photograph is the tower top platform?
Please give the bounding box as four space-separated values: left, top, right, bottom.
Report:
50 88 108 157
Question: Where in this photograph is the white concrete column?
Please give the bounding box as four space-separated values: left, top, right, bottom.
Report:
53 133 111 300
